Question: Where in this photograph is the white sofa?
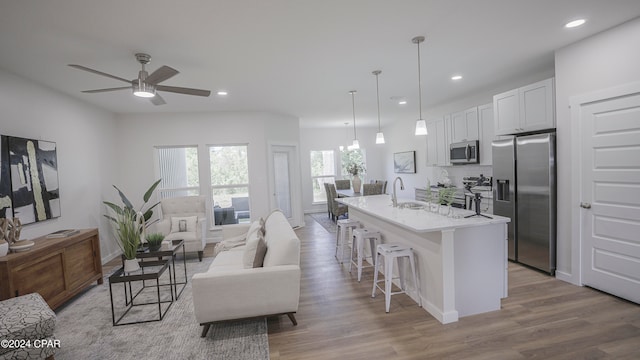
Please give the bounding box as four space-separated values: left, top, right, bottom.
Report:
155 196 207 261
192 210 301 337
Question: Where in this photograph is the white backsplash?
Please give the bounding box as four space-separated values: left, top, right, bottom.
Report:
433 165 493 189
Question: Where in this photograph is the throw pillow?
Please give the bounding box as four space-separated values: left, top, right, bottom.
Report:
171 216 197 234
243 230 267 268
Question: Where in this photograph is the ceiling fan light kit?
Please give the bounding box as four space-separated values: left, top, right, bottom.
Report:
69 53 211 105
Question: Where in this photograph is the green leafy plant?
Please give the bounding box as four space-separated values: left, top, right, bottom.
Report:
438 187 457 206
345 161 366 177
145 232 165 247
104 179 162 259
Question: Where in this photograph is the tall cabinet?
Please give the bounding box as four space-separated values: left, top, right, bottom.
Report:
494 78 555 136
426 116 449 167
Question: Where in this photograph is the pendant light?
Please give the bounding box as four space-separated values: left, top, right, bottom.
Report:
372 70 385 144
413 36 428 136
339 122 349 151
349 90 360 149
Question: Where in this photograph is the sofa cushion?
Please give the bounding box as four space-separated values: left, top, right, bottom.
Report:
171 216 197 233
263 211 300 267
210 249 245 270
243 230 267 268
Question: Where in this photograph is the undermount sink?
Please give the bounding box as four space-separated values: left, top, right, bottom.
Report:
398 202 426 210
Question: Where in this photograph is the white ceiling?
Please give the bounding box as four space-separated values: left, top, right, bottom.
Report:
1 1 639 128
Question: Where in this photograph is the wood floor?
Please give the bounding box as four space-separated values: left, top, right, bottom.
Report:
265 215 640 360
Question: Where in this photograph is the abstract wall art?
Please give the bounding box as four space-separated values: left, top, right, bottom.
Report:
393 151 416 174
4 136 60 225
0 136 12 218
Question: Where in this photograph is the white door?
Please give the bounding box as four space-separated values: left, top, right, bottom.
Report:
576 84 640 304
269 145 302 227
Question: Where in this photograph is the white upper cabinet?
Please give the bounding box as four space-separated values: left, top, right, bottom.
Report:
451 107 479 143
494 78 555 136
478 103 494 166
426 116 449 166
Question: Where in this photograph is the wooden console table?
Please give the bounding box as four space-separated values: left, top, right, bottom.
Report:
0 228 103 310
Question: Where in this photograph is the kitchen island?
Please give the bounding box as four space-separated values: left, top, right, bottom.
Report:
337 194 510 324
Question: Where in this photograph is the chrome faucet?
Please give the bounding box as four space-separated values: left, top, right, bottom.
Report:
392 176 405 207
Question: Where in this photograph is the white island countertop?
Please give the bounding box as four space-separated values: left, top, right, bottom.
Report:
337 194 509 233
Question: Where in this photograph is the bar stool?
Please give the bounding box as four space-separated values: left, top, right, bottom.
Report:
372 243 421 313
349 228 381 282
336 219 360 263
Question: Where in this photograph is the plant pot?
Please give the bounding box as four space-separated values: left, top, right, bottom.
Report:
0 242 8 257
148 243 162 252
123 258 140 273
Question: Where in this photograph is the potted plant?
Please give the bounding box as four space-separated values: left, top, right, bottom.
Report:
145 233 165 252
345 161 366 193
438 187 457 216
104 179 162 272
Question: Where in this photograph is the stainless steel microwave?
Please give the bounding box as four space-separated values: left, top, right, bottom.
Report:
450 140 479 164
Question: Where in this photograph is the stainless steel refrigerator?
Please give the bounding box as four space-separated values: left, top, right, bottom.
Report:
492 132 556 275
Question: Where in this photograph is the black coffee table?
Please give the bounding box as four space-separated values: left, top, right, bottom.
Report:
108 260 173 326
136 239 187 300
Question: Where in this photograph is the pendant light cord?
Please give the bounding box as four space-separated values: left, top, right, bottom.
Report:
351 91 357 139
417 40 423 120
375 72 381 131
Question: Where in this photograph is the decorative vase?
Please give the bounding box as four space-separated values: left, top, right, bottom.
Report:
0 242 8 257
123 258 140 273
352 175 362 193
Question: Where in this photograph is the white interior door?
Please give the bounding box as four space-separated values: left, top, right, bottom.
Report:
269 145 302 227
578 85 640 304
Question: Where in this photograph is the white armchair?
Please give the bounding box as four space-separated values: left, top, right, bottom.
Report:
155 196 207 261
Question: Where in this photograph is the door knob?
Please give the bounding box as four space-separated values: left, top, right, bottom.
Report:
580 202 592 209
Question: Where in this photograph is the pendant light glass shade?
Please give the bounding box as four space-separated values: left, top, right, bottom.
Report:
349 90 360 149
413 36 427 136
372 70 385 144
415 120 428 135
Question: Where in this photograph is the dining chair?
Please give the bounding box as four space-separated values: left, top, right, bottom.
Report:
328 184 348 221
335 179 351 190
362 183 384 196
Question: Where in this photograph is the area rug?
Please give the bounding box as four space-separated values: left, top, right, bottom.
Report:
54 257 269 360
309 212 337 233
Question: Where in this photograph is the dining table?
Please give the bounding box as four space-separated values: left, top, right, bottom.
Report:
336 189 362 198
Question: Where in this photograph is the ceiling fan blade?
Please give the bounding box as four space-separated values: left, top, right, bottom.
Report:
68 64 131 83
156 85 211 97
145 65 179 85
150 93 166 105
81 87 131 93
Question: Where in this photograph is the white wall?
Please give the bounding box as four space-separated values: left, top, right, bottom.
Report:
554 17 640 284
0 69 119 263
299 126 385 213
114 111 301 232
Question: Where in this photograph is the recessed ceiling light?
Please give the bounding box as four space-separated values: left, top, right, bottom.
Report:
398 100 407 105
451 75 463 80
217 91 228 96
565 19 586 28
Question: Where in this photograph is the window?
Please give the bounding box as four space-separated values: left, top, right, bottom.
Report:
341 148 366 178
310 150 336 203
210 145 250 224
155 146 199 199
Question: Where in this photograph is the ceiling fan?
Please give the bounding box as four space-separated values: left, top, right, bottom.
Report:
68 53 211 105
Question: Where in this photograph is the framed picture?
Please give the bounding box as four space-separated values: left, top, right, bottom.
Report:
394 151 416 173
